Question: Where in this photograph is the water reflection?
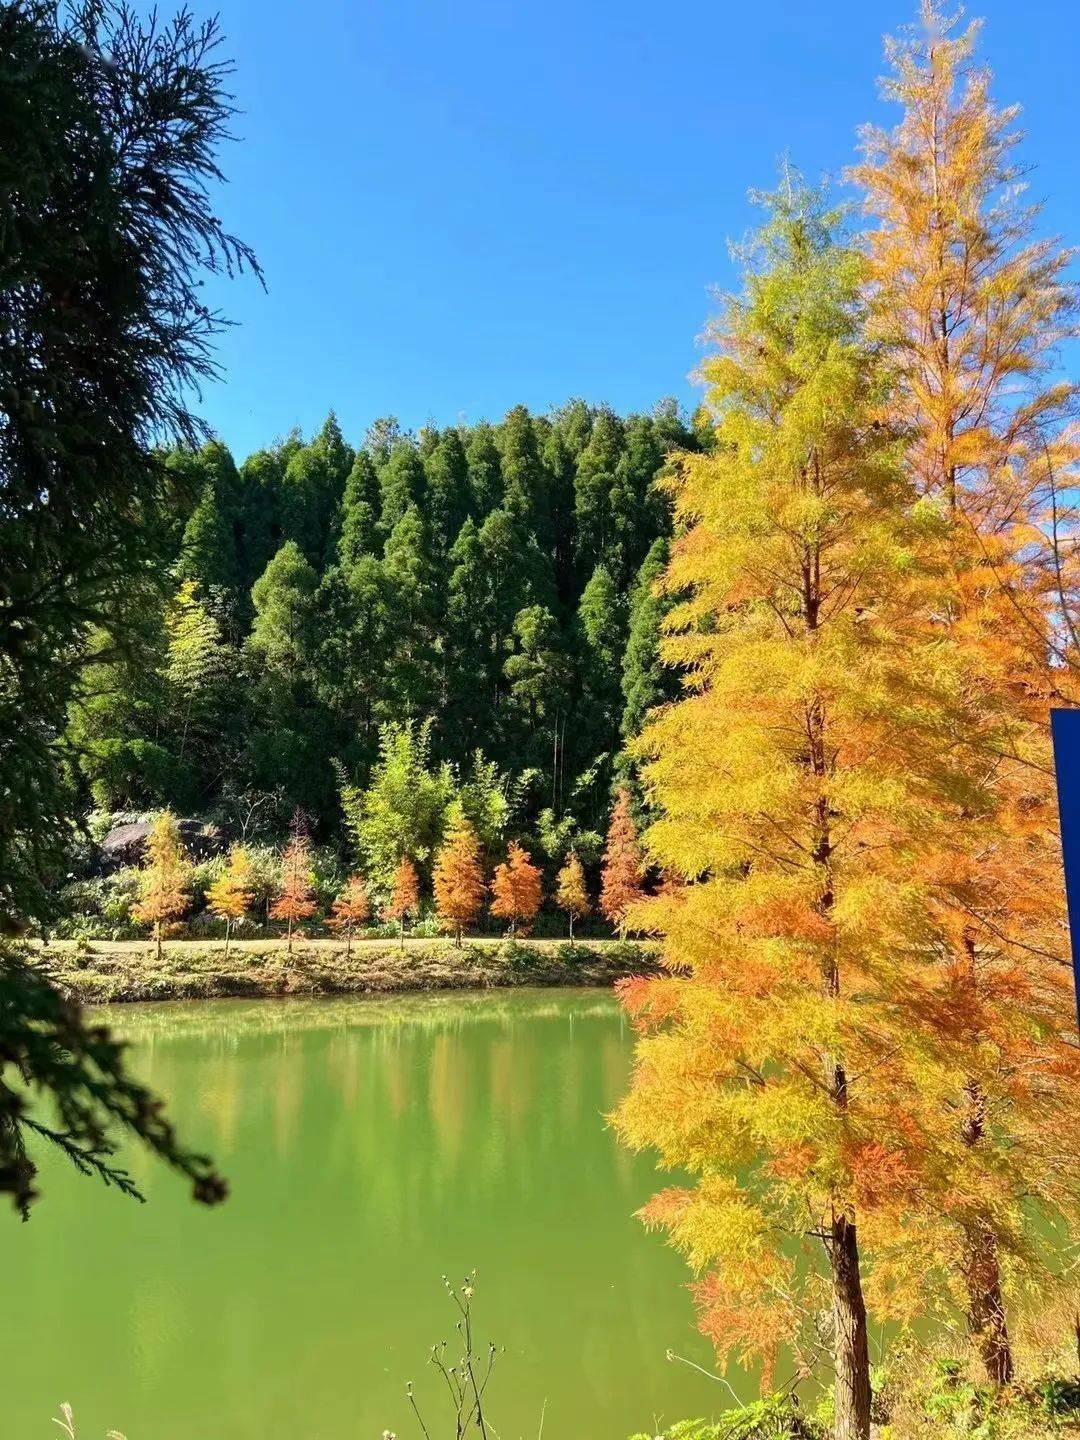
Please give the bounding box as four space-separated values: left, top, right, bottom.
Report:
0 988 734 1439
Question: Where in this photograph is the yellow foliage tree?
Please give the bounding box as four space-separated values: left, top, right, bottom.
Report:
206 845 254 960
131 812 191 960
555 851 589 940
613 181 984 1440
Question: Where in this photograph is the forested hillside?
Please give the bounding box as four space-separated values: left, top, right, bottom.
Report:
70 400 703 859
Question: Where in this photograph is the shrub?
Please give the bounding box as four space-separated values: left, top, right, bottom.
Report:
553 941 600 967
629 1396 824 1440
51 871 143 940
499 939 537 973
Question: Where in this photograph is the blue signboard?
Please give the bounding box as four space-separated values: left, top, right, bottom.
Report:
1050 708 1080 1026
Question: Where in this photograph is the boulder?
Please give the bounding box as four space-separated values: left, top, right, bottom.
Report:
98 818 228 872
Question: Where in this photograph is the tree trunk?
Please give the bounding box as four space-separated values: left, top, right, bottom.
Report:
287 916 293 957
223 917 231 962
155 920 162 962
962 1220 1013 1386
345 926 352 961
960 1065 1015 1386
399 919 405 953
569 913 574 941
830 1212 872 1440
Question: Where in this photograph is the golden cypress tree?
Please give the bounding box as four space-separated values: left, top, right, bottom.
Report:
131 812 191 960
386 856 420 952
270 818 317 957
206 845 254 960
600 789 644 937
852 2 1077 529
328 874 371 959
433 818 486 946
490 841 542 938
852 5 1080 1382
613 180 959 1440
555 851 590 940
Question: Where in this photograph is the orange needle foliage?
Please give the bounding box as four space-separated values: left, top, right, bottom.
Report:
490 841 542 937
328 874 371 958
555 850 590 939
433 818 486 945
386 855 420 950
600 789 645 937
852 3 1080 1385
270 824 317 956
206 845 254 959
131 812 191 960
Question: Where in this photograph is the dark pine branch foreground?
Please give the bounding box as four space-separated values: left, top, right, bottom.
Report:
0 948 227 1218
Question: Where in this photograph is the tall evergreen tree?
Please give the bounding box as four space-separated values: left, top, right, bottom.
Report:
237 448 285 595
424 428 471 556
378 441 426 539
337 451 381 569
246 542 327 813
621 538 675 747
498 404 551 543
574 562 626 804
313 411 354 494
381 505 439 719
279 441 343 569
465 421 503 515
0 0 248 1214
503 604 573 798
176 441 245 618
164 579 234 802
444 517 496 759
573 407 625 580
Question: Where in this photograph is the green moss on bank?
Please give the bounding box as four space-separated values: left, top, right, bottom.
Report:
39 936 656 1005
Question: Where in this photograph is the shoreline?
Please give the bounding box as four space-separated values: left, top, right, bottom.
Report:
39 936 657 1006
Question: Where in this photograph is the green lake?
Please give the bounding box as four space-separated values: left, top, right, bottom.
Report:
0 988 741 1438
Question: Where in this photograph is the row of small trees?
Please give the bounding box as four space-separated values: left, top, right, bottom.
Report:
129 790 649 958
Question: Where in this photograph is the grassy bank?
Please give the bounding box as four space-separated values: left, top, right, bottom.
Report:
37 935 656 1005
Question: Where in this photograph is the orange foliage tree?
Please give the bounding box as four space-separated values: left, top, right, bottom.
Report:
131 812 191 960
206 845 254 960
555 851 589 940
600 790 644 937
433 818 486 945
386 856 420 951
328 874 371 958
489 841 542 937
270 819 317 956
852 5 1080 1385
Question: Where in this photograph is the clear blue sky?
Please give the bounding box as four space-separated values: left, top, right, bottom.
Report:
193 0 1080 462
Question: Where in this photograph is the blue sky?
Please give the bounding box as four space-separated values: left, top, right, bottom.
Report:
193 0 1080 462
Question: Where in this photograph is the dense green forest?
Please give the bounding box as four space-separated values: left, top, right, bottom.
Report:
70 400 703 862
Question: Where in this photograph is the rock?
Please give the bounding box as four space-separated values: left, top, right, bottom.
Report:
98 818 228 872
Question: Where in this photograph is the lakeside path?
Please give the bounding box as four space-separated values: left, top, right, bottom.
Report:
37 936 658 1005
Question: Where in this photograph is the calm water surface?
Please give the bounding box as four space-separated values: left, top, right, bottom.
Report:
1 988 740 1438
